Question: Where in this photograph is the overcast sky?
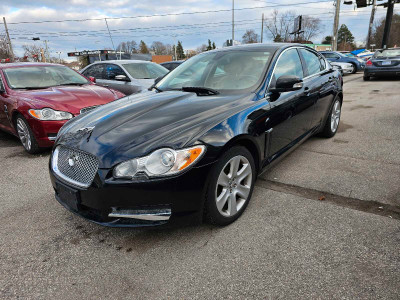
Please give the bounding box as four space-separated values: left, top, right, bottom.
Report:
1 0 398 60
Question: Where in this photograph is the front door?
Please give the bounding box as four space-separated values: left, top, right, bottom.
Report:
266 48 316 158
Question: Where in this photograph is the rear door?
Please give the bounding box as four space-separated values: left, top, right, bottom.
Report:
299 48 335 128
266 47 315 157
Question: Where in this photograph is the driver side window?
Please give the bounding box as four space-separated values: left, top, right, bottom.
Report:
271 48 303 87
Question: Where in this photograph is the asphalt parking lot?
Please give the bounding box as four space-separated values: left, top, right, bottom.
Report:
0 74 399 299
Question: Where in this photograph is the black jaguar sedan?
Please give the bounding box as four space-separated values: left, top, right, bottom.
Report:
49 43 343 227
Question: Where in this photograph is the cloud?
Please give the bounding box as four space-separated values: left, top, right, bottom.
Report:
1 0 398 58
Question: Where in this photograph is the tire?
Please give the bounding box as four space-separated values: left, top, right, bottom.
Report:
320 97 342 138
15 114 41 154
204 146 256 226
363 75 370 81
350 63 357 74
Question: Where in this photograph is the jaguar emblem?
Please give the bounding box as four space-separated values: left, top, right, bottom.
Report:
68 154 79 167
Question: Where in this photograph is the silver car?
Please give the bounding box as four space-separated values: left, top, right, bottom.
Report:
80 60 169 95
329 61 354 75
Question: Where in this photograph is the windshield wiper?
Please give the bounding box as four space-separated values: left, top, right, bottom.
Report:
16 86 51 90
56 83 85 86
181 86 219 96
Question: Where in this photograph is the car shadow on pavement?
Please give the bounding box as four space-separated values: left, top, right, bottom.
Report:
0 130 52 158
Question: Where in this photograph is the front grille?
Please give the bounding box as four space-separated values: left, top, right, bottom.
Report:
80 105 100 115
52 146 99 188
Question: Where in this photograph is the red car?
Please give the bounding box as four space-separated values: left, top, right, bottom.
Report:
0 63 125 153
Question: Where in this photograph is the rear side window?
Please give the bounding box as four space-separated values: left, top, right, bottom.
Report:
83 64 105 79
299 49 322 76
273 48 304 80
105 64 126 80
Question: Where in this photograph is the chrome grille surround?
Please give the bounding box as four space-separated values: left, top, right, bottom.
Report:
52 146 99 188
80 105 100 115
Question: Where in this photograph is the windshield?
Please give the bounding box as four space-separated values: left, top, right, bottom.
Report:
3 65 88 89
374 49 400 58
122 63 168 79
156 50 272 93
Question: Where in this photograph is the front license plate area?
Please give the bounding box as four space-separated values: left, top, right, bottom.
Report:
56 183 80 211
382 61 391 66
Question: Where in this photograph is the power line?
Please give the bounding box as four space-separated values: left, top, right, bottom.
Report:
2 0 334 25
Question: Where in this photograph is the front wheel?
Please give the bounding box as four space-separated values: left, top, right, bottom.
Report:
204 146 256 226
15 115 40 154
320 98 341 138
351 63 357 74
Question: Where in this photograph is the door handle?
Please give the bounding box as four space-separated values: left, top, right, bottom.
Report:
303 87 310 96
328 77 333 82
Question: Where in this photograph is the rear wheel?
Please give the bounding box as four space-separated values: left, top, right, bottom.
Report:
15 115 40 154
320 97 341 138
363 75 370 81
204 146 256 226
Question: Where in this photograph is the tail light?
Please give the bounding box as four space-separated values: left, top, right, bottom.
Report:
366 60 373 66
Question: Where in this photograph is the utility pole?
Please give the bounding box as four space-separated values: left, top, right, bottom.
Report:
381 0 394 49
366 0 377 50
104 18 116 53
232 0 235 43
3 17 14 62
261 13 264 43
332 0 341 51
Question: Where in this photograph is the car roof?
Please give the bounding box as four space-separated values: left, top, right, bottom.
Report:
91 60 154 64
0 62 65 69
209 43 300 53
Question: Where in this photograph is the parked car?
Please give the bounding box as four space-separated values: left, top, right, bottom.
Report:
160 60 184 71
80 60 169 95
0 63 125 153
50 43 343 227
320 51 365 73
329 61 354 75
364 48 400 81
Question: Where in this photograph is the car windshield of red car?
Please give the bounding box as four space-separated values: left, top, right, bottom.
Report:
3 65 89 89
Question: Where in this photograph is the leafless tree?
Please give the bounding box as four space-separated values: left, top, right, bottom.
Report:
0 36 13 59
371 14 400 48
196 44 207 53
116 40 137 53
22 44 43 61
151 41 167 55
242 29 259 44
265 10 322 43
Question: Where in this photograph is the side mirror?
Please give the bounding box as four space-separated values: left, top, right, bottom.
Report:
270 75 303 93
88 76 96 83
115 74 129 81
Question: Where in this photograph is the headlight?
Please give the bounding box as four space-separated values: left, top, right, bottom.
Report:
28 108 73 120
113 145 206 179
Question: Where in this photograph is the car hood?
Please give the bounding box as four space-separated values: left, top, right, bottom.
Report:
15 84 120 114
56 90 254 168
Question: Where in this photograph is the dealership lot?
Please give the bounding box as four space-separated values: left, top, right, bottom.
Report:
0 74 399 299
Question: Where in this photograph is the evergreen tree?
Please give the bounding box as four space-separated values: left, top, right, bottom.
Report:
139 40 149 54
337 24 355 45
206 39 212 51
176 41 185 59
322 36 332 44
212 42 216 49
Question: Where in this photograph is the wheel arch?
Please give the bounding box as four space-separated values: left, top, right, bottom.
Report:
217 135 262 174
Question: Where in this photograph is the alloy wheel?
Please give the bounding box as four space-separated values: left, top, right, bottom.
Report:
215 155 252 217
16 118 31 151
330 100 341 133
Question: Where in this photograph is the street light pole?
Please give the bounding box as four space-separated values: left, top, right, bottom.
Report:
232 0 235 43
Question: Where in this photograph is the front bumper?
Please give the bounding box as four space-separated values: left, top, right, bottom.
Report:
27 117 69 148
49 160 215 227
